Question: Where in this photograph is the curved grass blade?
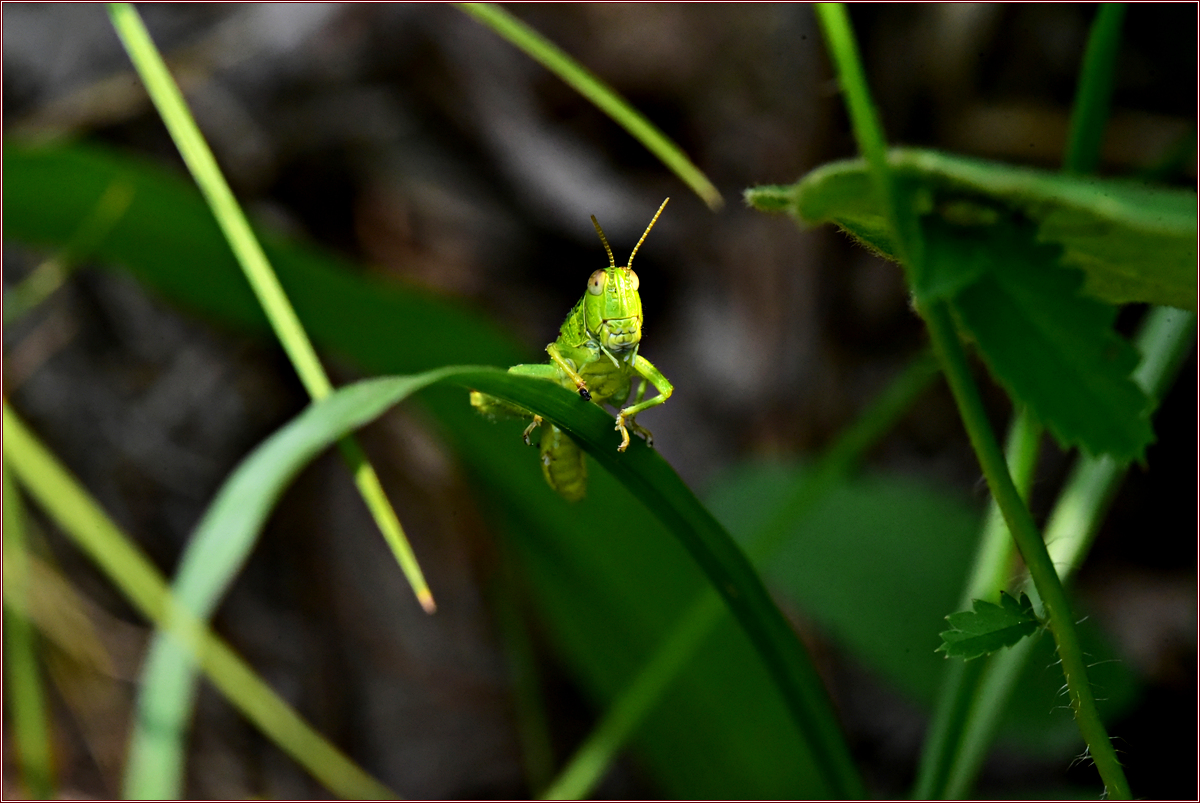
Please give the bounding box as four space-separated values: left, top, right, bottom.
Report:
114 365 861 800
106 2 433 613
456 3 724 211
2 404 396 800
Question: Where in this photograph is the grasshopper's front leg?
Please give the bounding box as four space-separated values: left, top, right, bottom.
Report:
615 354 673 452
546 343 592 401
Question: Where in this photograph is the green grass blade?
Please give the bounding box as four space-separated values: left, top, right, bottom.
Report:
461 370 864 799
456 3 723 210
3 403 396 800
105 2 433 612
2 471 57 800
105 2 329 401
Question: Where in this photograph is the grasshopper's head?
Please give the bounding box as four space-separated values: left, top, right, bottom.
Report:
584 199 668 355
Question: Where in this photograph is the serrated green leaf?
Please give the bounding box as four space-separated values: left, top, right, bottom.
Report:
940 215 1154 461
938 591 1040 660
749 148 1198 310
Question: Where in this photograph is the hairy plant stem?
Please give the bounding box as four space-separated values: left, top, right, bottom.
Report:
922 300 1131 799
816 3 1133 795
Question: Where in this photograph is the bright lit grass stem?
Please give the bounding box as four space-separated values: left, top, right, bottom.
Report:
105 2 433 613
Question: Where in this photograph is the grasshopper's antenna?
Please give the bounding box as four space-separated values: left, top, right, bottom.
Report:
590 216 617 269
626 197 669 273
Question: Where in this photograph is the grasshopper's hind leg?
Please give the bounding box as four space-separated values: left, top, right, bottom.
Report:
505 362 563 445
471 363 562 445
521 415 543 445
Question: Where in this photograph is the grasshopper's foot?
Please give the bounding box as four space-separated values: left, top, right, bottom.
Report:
579 387 592 401
522 415 544 446
615 412 654 452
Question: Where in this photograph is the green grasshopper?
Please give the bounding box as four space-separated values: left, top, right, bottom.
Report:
470 198 674 501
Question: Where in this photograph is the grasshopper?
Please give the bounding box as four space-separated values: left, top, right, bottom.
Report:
470 198 674 501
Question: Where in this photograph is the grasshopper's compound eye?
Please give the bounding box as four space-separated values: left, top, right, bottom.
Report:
626 269 639 291
587 269 607 295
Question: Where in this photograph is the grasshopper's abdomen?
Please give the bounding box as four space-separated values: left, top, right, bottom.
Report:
539 423 586 502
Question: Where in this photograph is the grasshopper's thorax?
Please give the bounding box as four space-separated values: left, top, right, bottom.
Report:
583 266 643 355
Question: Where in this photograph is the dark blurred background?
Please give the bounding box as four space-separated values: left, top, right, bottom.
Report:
3 3 1195 799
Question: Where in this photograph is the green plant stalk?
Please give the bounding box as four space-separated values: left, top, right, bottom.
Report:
813 3 921 271
912 407 1041 799
942 306 1196 797
543 351 940 799
923 300 1131 800
2 472 56 800
960 409 1043 607
2 404 396 800
105 2 432 612
1063 4 1126 175
456 2 724 211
